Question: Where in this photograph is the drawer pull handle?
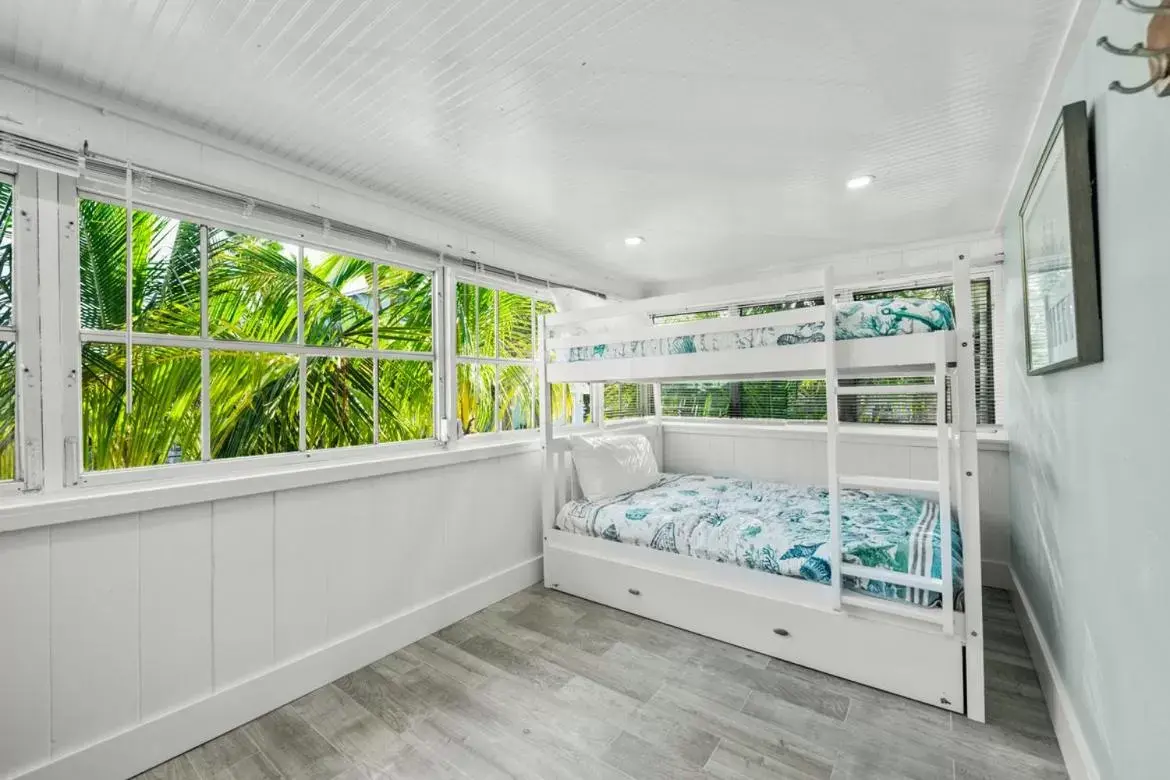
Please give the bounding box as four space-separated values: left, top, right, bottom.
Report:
628 588 641 596
773 628 790 637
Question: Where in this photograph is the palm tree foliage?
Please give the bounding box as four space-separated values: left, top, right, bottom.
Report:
78 199 443 471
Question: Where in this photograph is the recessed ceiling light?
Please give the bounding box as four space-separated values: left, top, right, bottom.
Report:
846 175 875 190
624 236 645 246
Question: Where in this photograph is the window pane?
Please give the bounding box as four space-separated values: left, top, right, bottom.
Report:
305 357 373 449
82 344 202 470
604 383 655 421
477 287 497 357
661 379 828 421
378 264 432 352
210 351 299 458
302 249 373 348
79 199 129 330
208 229 298 343
379 359 433 442
547 382 589 426
661 382 731 417
653 309 726 325
499 291 533 359
0 342 14 480
132 210 201 336
0 181 13 328
498 364 534 430
740 297 823 316
457 362 495 435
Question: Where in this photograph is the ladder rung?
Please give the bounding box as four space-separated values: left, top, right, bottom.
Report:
840 564 944 592
840 592 947 624
839 476 939 494
837 383 938 396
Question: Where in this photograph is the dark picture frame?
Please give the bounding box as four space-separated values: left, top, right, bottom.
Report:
1019 100 1102 376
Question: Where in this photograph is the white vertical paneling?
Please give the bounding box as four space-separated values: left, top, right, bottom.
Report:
839 442 911 480
50 514 140 755
139 505 213 720
0 528 51 776
370 466 452 613
663 433 736 476
274 487 329 662
213 493 275 690
325 480 378 640
731 436 786 482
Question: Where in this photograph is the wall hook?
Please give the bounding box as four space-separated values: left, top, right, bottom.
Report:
1119 0 1170 14
1100 1 1170 96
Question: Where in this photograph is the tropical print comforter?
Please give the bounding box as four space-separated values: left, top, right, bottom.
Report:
556 473 964 610
562 297 955 363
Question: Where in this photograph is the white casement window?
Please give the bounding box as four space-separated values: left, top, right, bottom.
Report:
0 168 46 495
68 193 439 483
451 276 555 437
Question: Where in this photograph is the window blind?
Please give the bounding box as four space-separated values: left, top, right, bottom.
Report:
604 383 656 421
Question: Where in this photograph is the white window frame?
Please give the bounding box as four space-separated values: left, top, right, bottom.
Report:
0 167 43 496
448 268 553 443
64 189 443 488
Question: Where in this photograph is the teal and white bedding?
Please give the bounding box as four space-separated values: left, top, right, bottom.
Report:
562 297 954 363
556 473 964 609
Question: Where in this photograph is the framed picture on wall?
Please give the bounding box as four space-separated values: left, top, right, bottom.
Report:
1019 100 1102 375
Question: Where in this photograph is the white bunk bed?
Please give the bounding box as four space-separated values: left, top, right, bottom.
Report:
536 257 986 722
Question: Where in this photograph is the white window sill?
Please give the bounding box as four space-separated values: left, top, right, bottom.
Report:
0 436 543 533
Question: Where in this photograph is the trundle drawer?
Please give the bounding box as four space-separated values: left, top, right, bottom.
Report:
545 541 965 713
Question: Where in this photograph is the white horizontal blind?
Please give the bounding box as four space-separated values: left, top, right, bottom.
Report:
603 383 656 421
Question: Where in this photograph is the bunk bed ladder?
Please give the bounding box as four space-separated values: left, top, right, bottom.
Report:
826 267 955 635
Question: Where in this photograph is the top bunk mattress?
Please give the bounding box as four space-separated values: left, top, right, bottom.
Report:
557 297 954 363
555 473 963 610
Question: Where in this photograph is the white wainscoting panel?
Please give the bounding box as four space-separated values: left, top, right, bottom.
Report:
662 425 1011 578
49 515 141 756
0 450 545 780
139 505 214 721
212 493 275 690
0 527 51 776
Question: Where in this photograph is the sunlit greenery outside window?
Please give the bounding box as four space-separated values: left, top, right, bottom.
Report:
455 282 565 435
79 197 435 471
0 177 16 481
655 282 996 425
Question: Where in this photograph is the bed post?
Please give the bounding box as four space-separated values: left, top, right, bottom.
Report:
538 313 556 584
824 266 842 611
953 253 986 722
652 382 664 462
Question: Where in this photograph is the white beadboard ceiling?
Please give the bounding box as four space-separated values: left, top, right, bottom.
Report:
0 0 1077 286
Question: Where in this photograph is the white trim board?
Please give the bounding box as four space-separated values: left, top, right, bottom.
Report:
5 556 542 780
1010 569 1102 780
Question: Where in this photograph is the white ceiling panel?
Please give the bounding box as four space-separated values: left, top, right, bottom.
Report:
0 0 1078 285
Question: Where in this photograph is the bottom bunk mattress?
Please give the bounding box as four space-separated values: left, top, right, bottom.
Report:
555 473 964 610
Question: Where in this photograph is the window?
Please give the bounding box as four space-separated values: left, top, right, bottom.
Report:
0 178 16 481
78 197 436 472
656 279 997 426
604 383 656 421
455 281 547 435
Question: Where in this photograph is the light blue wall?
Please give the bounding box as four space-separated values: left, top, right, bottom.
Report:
1004 3 1169 779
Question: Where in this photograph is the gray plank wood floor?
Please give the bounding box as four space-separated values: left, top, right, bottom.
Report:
137 586 1067 780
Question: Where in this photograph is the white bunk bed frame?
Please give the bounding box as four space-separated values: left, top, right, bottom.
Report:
536 256 986 721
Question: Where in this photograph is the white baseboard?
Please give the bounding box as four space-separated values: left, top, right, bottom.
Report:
15 556 543 780
982 559 1013 591
1010 569 1101 780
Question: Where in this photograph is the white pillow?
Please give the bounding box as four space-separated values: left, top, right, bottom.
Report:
570 434 660 502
